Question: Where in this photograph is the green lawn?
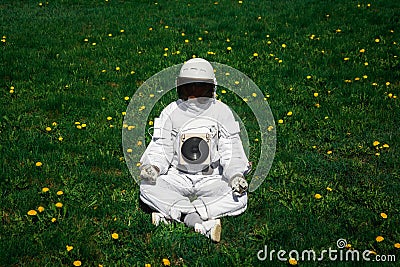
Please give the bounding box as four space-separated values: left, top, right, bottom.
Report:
1 0 399 266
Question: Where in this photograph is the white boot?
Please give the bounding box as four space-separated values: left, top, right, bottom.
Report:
151 212 171 226
194 219 221 242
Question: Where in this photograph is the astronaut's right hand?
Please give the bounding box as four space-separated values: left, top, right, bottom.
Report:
139 165 160 184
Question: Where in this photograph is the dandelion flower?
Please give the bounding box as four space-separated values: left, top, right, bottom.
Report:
46 127 52 132
42 187 50 193
27 210 37 216
306 75 312 79
287 111 293 116
35 162 43 167
395 243 400 249
137 141 143 146
314 193 322 199
282 44 287 48
373 141 380 146
51 218 57 223
376 236 384 242
55 202 63 208
289 258 298 265
58 136 63 141
359 49 366 53
145 264 151 267
253 52 259 57
107 116 112 121
57 190 64 196
278 119 284 124
66 245 74 251
162 258 171 266
112 233 119 240
326 187 333 191
37 206 45 213
327 150 333 155
124 96 130 101
375 38 380 43
314 92 319 97
73 261 82 267
383 144 389 148
267 126 274 131
115 67 120 71
344 57 350 61
380 213 388 219
252 93 257 97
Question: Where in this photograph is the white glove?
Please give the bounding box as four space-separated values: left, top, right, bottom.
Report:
229 174 248 195
140 165 160 184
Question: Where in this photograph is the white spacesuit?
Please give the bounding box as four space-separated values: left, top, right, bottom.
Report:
139 58 249 242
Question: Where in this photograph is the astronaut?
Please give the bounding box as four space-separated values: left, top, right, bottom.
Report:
139 58 249 242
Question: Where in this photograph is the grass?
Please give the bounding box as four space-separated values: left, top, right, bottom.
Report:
1 0 400 266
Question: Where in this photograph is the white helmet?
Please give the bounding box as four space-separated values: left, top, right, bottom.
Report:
178 58 216 84
176 58 217 99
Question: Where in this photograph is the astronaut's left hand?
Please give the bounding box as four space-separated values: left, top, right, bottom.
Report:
229 174 248 195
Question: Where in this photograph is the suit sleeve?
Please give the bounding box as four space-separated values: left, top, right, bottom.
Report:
218 107 249 180
140 108 174 175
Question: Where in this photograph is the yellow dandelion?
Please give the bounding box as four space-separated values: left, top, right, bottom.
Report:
55 202 63 208
336 29 342 33
359 49 365 53
326 187 333 191
35 162 43 167
137 141 143 146
306 75 312 79
375 38 380 43
51 218 57 223
380 213 388 219
267 125 274 132
282 43 287 48
278 119 284 124
148 120 154 126
73 261 82 267
344 57 350 61
115 66 120 71
373 141 380 146
289 258 298 265
382 144 389 148
45 127 52 132
253 52 259 57
127 125 135 130
252 92 257 97
37 206 45 213
124 96 130 101
327 150 333 155
145 264 151 267
314 193 322 199
287 111 293 116
58 136 63 141
107 116 112 121
162 258 171 266
42 187 50 193
66 245 74 251
234 81 240 85
376 236 384 242
27 210 37 216
221 89 227 94
364 62 369 66
139 105 146 111
57 190 64 196
314 92 319 97
315 103 320 108
394 243 400 249
112 233 119 240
